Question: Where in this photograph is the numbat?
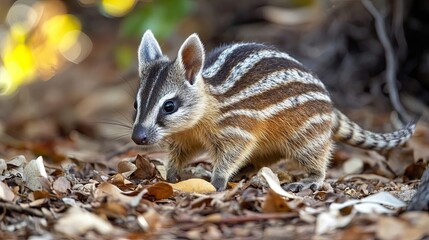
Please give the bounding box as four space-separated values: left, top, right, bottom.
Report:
131 30 416 192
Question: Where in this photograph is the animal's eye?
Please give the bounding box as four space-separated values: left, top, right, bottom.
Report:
133 101 137 110
162 100 177 114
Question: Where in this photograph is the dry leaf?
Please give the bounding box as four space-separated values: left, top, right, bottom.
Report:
53 176 71 194
138 208 163 232
316 206 356 235
386 147 415 176
95 182 136 204
19 198 48 208
376 217 408 240
403 160 427 181
170 178 216 193
0 181 15 202
407 123 429 162
30 190 50 201
330 192 406 214
137 214 150 231
361 192 406 208
376 213 429 240
400 211 429 232
132 155 156 180
108 173 134 188
95 202 127 218
343 157 364 174
155 164 167 180
117 161 137 178
6 155 26 167
340 174 390 183
262 189 292 213
0 159 6 174
316 192 406 234
146 182 173 200
259 167 301 199
109 173 126 186
55 206 116 235
23 156 48 191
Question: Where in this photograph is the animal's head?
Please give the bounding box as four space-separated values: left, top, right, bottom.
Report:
131 30 206 145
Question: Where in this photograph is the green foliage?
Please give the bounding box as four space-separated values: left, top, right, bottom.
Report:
120 0 193 40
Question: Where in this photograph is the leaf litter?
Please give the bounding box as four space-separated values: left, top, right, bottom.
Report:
0 126 427 240
1 77 429 238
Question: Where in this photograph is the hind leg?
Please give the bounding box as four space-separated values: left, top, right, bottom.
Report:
284 140 333 192
230 163 257 182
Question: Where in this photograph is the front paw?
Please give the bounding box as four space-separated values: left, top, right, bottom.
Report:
283 181 319 193
166 169 179 183
211 176 227 192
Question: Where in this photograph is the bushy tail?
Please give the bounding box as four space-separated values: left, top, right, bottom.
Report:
332 109 416 150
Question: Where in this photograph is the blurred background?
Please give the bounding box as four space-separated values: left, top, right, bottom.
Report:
0 0 428 159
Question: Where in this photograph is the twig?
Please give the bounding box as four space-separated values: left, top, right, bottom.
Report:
392 0 407 60
0 202 45 217
361 0 411 122
202 212 298 224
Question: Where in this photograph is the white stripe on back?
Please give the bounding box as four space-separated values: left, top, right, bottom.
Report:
207 50 302 95
203 43 251 78
292 113 333 139
220 127 255 140
220 69 325 107
219 91 331 121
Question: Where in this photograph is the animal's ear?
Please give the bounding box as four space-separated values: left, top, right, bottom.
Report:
138 30 163 73
177 33 205 85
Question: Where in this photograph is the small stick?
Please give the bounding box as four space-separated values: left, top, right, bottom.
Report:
0 202 44 217
362 0 411 122
202 212 297 224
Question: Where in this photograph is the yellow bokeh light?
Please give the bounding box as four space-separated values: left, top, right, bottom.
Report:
3 43 35 84
101 0 137 17
0 67 14 95
1 25 36 94
42 14 81 50
0 1 92 95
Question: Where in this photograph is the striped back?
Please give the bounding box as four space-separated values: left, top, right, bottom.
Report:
201 43 334 140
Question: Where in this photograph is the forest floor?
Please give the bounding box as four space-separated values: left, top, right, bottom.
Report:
0 108 428 239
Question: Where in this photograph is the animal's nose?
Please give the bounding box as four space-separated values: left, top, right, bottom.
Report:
131 127 148 145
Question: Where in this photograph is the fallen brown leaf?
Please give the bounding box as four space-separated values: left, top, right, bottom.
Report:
94 182 136 204
403 160 427 181
343 157 364 174
262 189 293 213
0 181 15 202
55 206 118 235
146 182 174 200
408 123 429 162
170 178 216 193
132 155 156 180
23 156 48 191
95 201 127 218
117 160 137 178
52 176 71 194
386 147 415 176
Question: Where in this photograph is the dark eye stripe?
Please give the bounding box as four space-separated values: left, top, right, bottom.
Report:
137 62 170 120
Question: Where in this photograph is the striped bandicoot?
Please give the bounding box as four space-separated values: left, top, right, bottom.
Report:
131 30 416 192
